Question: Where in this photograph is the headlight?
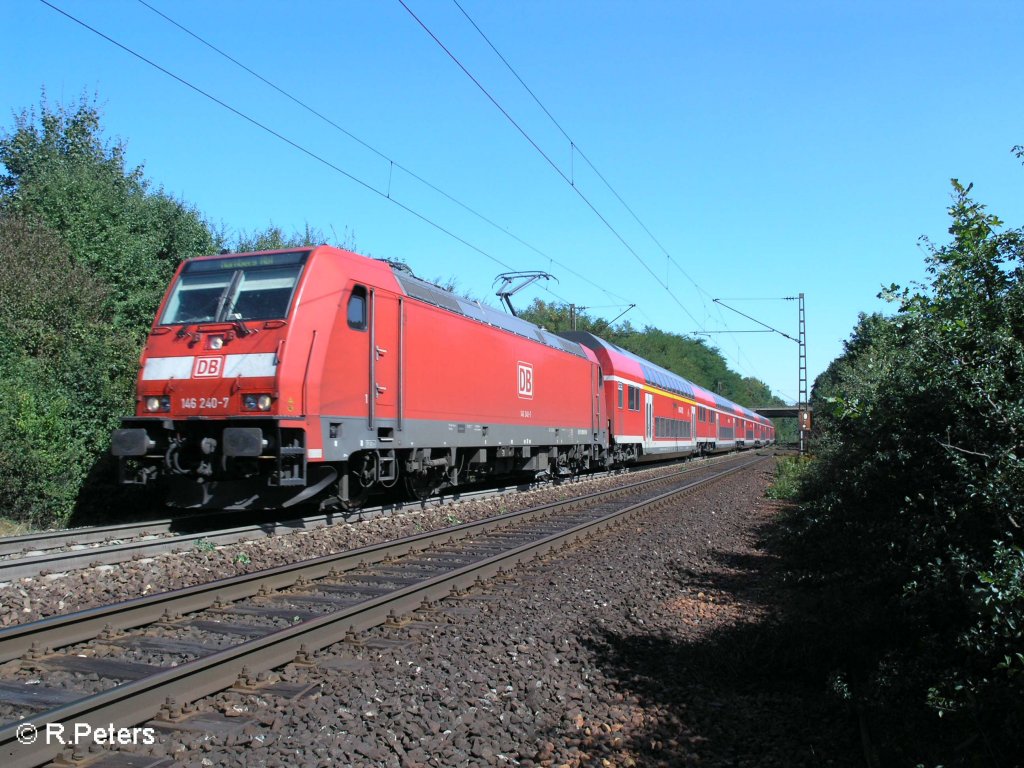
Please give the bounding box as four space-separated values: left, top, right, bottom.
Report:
242 394 273 412
144 396 170 412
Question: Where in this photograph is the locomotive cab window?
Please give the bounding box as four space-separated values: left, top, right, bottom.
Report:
160 250 308 325
347 286 368 330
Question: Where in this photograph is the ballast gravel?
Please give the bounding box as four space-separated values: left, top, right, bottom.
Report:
0 461 709 625
90 457 860 767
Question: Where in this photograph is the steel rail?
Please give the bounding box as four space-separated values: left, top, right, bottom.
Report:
0 476 570 580
0 455 766 767
0 512 343 583
0 455 752 662
0 454 738 582
0 520 177 557
0 474 574 560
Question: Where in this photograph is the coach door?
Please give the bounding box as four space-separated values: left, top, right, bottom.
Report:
644 392 654 447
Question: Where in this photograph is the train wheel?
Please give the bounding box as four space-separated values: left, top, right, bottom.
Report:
404 471 436 501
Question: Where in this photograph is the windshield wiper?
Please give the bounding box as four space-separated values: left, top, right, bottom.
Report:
213 270 243 322
219 296 251 338
231 317 251 337
214 270 254 336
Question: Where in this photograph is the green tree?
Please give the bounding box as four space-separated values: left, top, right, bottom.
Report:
0 94 215 336
0 95 216 525
0 214 136 524
790 179 1024 763
232 223 358 254
0 93 356 526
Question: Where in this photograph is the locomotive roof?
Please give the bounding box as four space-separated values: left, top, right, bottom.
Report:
388 266 588 359
171 248 587 360
558 331 771 425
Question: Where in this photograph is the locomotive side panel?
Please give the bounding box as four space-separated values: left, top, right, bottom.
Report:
316 291 602 462
303 262 608 502
402 299 594 427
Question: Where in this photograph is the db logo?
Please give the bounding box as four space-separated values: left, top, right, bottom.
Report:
517 362 534 399
192 356 223 378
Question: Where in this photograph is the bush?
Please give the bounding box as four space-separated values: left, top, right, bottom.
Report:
788 180 1024 764
0 96 217 527
0 215 136 524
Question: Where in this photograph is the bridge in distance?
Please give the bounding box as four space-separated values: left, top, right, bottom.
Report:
753 406 810 419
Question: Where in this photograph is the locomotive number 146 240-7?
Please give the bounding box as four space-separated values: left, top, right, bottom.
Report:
180 397 230 410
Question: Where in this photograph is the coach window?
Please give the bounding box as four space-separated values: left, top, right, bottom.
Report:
347 285 367 330
617 383 624 409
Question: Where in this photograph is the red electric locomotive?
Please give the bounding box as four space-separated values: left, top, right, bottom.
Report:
111 245 772 509
112 246 607 509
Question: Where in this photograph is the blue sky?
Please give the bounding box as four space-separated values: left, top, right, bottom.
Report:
3 0 1022 403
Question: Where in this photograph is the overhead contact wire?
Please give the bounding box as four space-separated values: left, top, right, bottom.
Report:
452 0 704 296
450 0 712 304
456 0 769 383
38 0 585 307
134 0 627 308
448 0 785 392
398 0 704 330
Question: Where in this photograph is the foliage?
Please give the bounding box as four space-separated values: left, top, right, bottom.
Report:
0 94 357 527
0 94 216 336
0 95 216 525
786 180 1024 764
232 223 350 253
0 214 136 525
231 222 358 254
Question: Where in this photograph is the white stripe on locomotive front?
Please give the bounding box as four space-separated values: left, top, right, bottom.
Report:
141 357 194 380
223 353 276 377
141 353 277 380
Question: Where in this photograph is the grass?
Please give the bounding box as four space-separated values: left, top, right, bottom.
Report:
0 517 34 537
766 455 812 501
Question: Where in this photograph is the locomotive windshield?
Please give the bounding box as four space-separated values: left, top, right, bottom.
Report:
160 251 309 325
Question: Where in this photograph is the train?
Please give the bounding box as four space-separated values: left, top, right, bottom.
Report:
111 245 774 510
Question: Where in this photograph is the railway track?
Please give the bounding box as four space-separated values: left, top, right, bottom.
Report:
0 509 351 584
0 455 736 583
0 475 584 583
0 453 767 767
